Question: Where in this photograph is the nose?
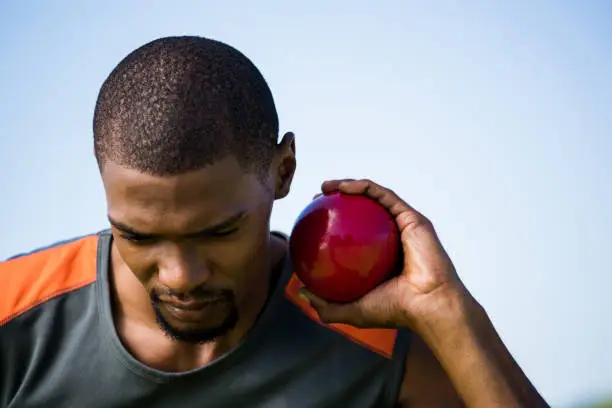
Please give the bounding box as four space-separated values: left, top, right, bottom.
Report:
156 244 211 292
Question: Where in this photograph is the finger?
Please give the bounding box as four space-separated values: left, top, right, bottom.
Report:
338 179 428 230
299 281 406 328
321 178 431 233
336 179 410 215
298 288 365 326
321 179 355 194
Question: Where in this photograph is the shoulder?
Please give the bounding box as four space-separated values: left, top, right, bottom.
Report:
0 233 100 326
280 272 411 406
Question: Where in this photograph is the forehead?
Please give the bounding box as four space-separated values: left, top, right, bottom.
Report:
102 157 268 233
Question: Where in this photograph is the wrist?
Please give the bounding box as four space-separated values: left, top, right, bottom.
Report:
409 284 486 349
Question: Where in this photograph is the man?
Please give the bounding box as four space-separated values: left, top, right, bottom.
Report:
0 36 548 407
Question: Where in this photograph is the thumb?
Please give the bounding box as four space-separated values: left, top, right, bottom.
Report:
298 288 363 326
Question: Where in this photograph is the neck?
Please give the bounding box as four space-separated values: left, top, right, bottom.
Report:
109 234 287 372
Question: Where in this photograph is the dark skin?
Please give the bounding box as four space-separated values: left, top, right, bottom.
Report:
103 135 294 369
102 132 547 407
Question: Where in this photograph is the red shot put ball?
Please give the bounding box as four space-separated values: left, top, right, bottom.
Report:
289 191 401 303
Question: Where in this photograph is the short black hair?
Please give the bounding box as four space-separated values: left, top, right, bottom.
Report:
93 36 279 176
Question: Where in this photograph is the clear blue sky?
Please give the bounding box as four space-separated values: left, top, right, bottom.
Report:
1 2 610 406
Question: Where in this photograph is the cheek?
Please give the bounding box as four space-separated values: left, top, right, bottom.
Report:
210 235 270 279
209 228 273 290
114 240 158 284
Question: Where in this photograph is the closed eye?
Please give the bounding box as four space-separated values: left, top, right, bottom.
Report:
206 227 239 238
120 234 155 244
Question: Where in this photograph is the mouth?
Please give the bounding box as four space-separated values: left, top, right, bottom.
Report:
162 299 220 309
158 297 225 323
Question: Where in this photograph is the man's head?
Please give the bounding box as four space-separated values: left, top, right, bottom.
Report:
94 36 296 344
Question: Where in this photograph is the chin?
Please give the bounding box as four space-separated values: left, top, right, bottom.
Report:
153 303 239 345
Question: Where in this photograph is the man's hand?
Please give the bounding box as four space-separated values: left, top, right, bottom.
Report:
300 179 549 408
300 178 468 334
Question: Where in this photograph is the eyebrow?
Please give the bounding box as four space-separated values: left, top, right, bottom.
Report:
107 210 247 238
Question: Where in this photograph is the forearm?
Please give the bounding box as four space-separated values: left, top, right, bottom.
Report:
415 290 549 408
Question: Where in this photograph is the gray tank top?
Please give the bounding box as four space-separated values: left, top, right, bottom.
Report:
0 230 410 407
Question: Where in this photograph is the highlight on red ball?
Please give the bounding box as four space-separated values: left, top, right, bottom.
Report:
289 191 401 303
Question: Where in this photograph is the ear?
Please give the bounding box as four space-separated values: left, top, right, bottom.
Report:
273 132 297 200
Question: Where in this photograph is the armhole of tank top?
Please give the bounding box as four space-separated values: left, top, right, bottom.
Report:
381 329 412 406
96 230 112 274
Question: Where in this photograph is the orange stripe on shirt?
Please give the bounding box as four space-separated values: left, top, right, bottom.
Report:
285 273 397 359
0 235 99 326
